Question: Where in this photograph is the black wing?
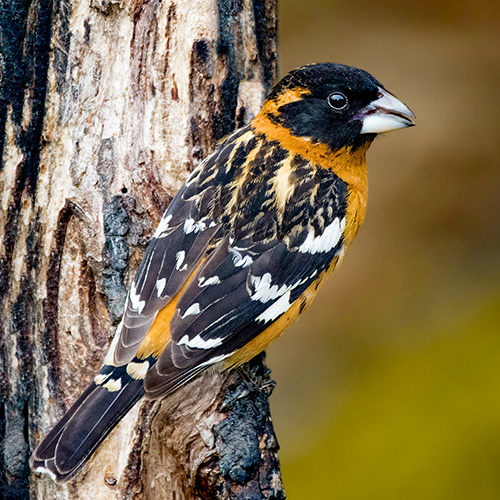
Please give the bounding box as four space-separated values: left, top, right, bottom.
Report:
145 158 349 397
105 183 220 366
105 126 254 366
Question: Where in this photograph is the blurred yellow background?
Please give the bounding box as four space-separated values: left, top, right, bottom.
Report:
268 1 500 498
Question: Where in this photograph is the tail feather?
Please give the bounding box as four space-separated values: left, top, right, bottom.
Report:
31 379 144 482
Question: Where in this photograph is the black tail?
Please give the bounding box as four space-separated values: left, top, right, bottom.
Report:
31 379 144 482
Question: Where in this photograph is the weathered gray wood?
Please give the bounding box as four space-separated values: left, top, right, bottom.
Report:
0 0 282 498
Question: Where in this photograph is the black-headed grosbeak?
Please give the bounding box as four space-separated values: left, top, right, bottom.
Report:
32 63 415 482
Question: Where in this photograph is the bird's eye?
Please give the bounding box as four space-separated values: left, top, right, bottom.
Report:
328 92 348 110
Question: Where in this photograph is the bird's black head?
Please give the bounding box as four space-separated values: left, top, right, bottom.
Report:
260 63 415 152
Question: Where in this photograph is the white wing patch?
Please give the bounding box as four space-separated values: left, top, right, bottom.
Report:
154 214 173 238
184 218 207 234
198 276 221 287
181 303 201 319
251 273 289 303
250 271 316 304
175 251 186 270
126 360 150 380
156 278 166 297
129 283 146 313
178 333 224 349
103 377 122 392
255 291 292 323
298 217 346 254
94 373 111 385
229 247 253 268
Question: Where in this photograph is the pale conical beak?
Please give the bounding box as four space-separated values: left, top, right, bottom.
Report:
360 88 415 134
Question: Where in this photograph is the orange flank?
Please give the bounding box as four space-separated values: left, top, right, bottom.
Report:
136 262 204 360
344 184 368 246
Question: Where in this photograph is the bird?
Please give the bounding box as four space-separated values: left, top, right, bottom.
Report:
31 62 415 482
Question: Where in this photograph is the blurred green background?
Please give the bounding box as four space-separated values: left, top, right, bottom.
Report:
268 1 500 498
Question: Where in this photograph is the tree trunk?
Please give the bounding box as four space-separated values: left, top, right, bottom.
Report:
0 1 282 498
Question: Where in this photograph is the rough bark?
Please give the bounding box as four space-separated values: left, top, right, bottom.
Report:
0 0 282 498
